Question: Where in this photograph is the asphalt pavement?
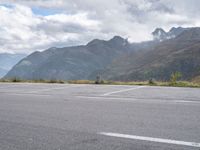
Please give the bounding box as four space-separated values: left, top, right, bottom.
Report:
0 83 200 150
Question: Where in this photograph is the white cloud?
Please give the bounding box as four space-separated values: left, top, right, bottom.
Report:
0 4 101 53
0 0 200 53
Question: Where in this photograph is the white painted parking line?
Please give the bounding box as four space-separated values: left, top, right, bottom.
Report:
27 87 70 93
1 93 51 97
77 96 200 104
102 86 146 96
99 132 200 148
175 100 199 103
27 85 86 93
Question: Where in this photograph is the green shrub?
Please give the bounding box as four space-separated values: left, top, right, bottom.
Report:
170 72 182 85
148 78 156 85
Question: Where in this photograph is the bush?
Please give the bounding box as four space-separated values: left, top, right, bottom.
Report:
11 77 21 82
48 79 64 84
148 78 156 85
95 75 101 84
170 72 182 85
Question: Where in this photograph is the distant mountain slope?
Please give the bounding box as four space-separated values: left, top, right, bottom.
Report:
5 36 133 80
0 53 26 78
0 68 7 78
102 27 200 81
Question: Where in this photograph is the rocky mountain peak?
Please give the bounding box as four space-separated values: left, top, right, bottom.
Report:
109 36 129 47
152 28 167 41
152 27 190 41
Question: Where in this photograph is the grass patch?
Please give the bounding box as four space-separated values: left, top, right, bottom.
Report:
0 78 65 84
67 80 200 88
168 81 200 88
192 76 200 84
68 80 150 85
68 80 95 84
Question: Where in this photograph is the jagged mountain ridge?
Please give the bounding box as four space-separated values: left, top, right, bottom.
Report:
152 27 188 41
4 27 200 81
102 27 200 81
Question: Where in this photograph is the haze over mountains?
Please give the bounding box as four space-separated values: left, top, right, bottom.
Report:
4 27 200 81
0 53 26 78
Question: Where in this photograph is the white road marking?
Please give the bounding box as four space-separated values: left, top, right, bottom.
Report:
99 132 200 148
175 100 199 103
27 85 86 93
27 87 69 93
2 93 51 97
77 96 200 104
102 86 146 96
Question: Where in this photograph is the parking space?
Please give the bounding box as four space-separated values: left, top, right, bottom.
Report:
0 83 200 150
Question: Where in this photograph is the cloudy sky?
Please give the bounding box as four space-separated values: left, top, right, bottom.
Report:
0 0 200 54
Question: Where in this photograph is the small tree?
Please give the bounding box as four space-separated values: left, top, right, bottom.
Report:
95 75 101 84
148 78 156 85
11 77 21 82
170 72 182 84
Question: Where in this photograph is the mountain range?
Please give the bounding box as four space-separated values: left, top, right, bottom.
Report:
103 27 200 81
4 27 200 81
5 36 132 80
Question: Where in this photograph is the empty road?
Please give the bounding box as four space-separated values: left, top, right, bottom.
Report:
0 83 200 150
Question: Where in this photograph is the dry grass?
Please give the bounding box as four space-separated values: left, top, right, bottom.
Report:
0 78 65 84
192 76 200 84
67 80 200 88
0 78 200 88
68 80 94 84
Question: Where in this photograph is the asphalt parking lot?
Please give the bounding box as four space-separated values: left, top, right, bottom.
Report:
0 83 200 150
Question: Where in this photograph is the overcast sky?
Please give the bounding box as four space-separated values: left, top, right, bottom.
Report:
0 0 200 54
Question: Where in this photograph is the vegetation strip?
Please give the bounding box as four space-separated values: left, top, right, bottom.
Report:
0 79 200 88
